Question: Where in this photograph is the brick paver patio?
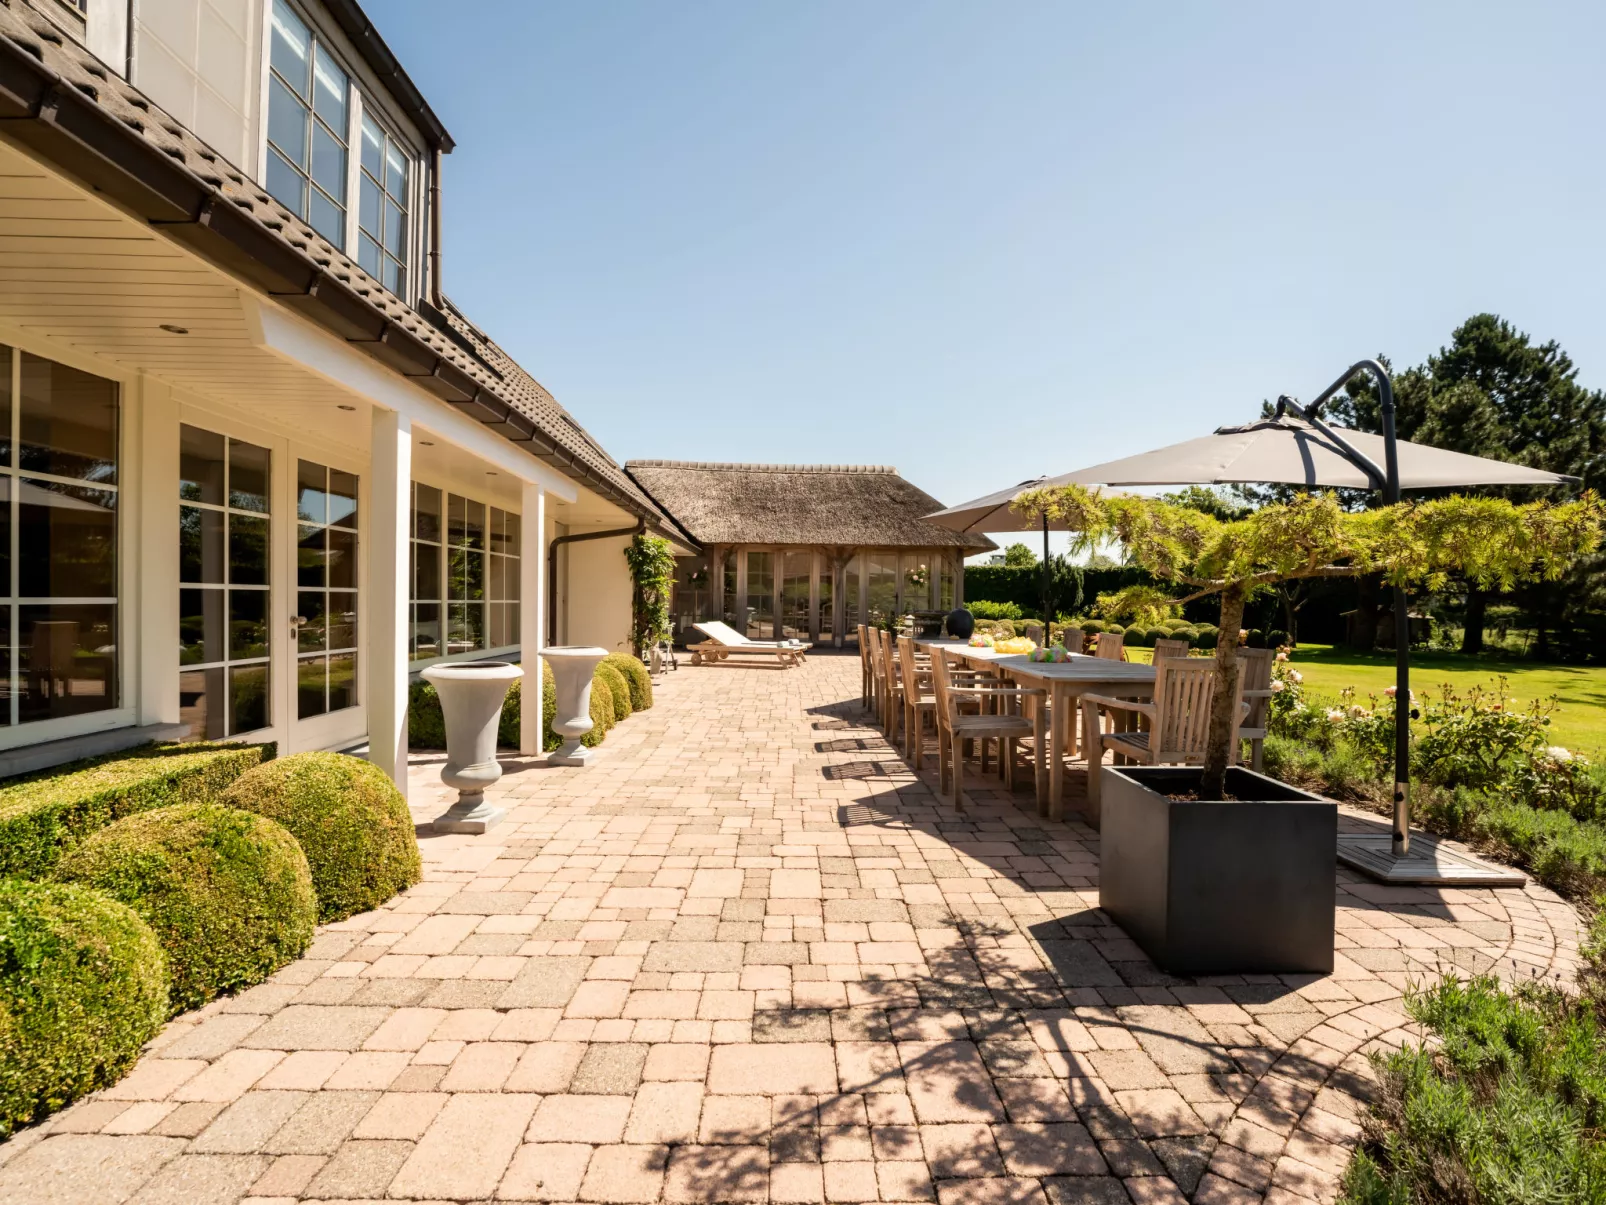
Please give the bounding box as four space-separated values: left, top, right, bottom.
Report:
0 652 1585 1204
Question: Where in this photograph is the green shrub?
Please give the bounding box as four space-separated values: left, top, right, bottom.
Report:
1247 628 1266 648
967 600 1022 620
55 803 314 1012
1123 626 1151 648
0 880 168 1137
220 752 421 924
587 674 616 745
1144 626 1170 645
0 742 274 879
1268 629 1290 648
1475 801 1606 897
499 679 522 748
596 662 632 722
407 680 448 749
542 661 559 751
603 653 653 711
1340 974 1606 1205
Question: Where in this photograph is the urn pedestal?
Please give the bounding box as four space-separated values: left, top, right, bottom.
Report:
421 660 523 834
545 646 609 766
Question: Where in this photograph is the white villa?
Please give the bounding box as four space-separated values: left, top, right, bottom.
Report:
0 0 972 794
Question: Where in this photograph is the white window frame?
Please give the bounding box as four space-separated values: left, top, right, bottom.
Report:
407 477 521 671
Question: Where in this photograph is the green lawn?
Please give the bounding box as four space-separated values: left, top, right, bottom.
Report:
1131 643 1606 756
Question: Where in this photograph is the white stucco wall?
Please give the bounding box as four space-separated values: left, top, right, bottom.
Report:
563 536 634 654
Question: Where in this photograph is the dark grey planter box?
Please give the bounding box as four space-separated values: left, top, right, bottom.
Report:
1098 766 1336 976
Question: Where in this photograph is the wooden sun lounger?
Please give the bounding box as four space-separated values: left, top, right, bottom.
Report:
689 621 811 668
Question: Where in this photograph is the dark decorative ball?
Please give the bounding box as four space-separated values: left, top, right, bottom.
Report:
945 608 975 640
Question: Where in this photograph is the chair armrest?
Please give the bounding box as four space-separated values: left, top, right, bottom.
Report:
952 686 1047 699
1080 693 1156 719
1241 689 1275 699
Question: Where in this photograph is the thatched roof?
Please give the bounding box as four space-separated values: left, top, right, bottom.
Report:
625 462 994 550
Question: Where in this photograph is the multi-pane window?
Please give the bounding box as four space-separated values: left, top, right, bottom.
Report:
178 426 270 739
409 485 518 661
296 460 358 718
358 115 409 294
0 348 119 727
267 0 350 248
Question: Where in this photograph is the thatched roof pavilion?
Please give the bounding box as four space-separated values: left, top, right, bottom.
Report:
625 461 993 647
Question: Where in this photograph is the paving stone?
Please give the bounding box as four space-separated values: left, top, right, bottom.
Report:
122 1152 265 1204
642 942 745 973
527 1095 634 1144
578 1143 671 1202
189 1091 307 1153
572 1043 649 1094
302 1139 411 1198
664 1144 769 1202
499 1142 593 1201
708 1043 839 1094
498 956 591 1008
240 1007 389 1052
0 1134 183 1204
993 1123 1107 1176
625 1081 703 1144
263 1091 379 1155
388 1092 537 1200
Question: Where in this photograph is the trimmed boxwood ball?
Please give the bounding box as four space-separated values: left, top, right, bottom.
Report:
586 674 616 746
602 653 653 711
0 880 168 1136
596 662 633 723
1195 628 1219 649
54 803 314 1012
219 752 421 924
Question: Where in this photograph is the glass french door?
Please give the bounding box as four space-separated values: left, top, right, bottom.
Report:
290 457 361 750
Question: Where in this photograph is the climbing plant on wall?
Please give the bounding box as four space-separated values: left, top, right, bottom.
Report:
624 533 677 658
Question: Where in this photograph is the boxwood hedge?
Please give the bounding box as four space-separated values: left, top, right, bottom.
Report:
0 741 274 880
602 653 653 711
0 879 168 1137
220 752 421 924
54 802 316 1012
595 661 632 722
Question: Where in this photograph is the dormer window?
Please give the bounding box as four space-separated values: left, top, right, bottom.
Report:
266 0 350 248
358 116 409 295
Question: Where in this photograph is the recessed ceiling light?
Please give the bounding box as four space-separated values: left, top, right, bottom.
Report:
337 404 356 411
159 324 188 334
419 440 435 447
486 471 498 476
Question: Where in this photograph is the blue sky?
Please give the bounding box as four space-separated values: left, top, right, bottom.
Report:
380 1 1604 544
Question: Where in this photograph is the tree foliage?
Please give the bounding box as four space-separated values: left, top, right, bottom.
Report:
1002 542 1037 568
1014 486 1604 796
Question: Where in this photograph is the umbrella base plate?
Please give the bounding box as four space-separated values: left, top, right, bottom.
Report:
1337 832 1525 887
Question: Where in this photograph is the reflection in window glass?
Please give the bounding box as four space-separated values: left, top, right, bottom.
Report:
296 460 358 719
0 349 119 727
265 0 349 247
746 551 774 640
409 485 518 660
358 113 411 295
176 424 268 739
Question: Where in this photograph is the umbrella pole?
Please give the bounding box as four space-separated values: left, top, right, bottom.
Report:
1041 515 1052 637
1379 382 1411 858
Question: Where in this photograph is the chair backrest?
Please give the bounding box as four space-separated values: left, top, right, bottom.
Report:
896 635 924 698
1024 622 1044 646
929 649 960 731
1094 631 1125 660
693 620 750 646
857 624 871 666
1148 657 1245 765
871 627 896 691
1237 647 1275 731
1152 637 1190 664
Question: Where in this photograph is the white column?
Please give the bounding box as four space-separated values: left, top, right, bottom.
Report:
366 408 412 796
519 483 547 756
136 377 180 728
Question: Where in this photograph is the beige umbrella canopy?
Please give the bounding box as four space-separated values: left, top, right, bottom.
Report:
1053 414 1572 490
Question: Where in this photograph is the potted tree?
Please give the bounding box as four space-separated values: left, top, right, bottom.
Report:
1014 486 1601 973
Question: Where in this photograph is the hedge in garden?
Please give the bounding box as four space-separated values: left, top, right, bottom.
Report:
55 802 315 1012
0 879 168 1137
587 673 616 745
220 752 420 924
596 661 633 723
0 741 274 880
603 653 653 711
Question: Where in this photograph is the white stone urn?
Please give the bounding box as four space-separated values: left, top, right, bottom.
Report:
421 660 524 833
545 645 608 766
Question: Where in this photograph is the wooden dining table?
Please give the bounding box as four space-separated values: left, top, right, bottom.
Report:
916 638 1157 820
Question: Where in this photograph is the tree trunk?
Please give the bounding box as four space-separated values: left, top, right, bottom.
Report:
1460 588 1486 654
1201 588 1246 800
1351 574 1380 650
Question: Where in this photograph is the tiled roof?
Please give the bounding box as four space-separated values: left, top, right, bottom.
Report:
0 0 677 539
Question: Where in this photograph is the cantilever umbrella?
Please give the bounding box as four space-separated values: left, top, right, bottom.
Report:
1055 359 1575 880
926 480 1127 626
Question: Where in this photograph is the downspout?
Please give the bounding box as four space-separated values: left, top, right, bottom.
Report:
429 146 443 307
547 517 646 645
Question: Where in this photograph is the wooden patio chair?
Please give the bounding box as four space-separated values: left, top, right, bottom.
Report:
1079 655 1246 818
857 624 875 711
1092 631 1125 660
1237 647 1276 771
930 650 1046 811
896 635 937 770
1024 622 1044 646
1152 637 1190 664
872 628 904 741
